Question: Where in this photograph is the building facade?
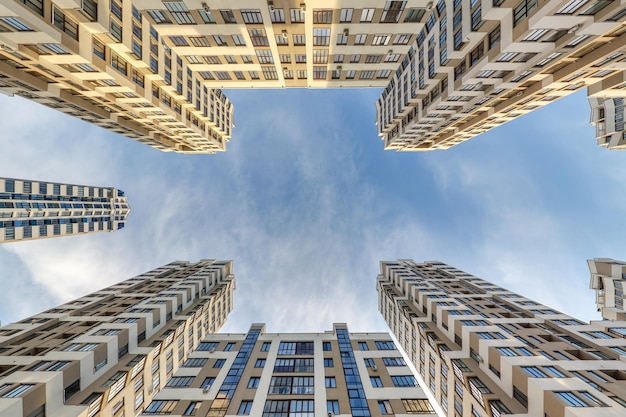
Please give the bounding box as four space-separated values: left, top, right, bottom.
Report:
589 258 626 320
376 1 626 152
589 97 626 150
378 259 626 417
0 177 130 243
3 1 626 154
140 323 436 417
0 259 235 417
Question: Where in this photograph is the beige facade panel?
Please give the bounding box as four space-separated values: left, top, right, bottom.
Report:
0 259 235 417
378 259 626 417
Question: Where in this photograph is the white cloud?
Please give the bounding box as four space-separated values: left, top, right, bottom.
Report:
0 88 624 337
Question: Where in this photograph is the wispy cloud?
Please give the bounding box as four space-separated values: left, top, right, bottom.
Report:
1 88 625 336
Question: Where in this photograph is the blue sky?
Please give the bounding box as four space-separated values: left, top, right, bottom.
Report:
0 88 625 333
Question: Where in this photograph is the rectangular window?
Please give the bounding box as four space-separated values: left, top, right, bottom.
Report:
183 358 207 367
166 376 194 388
391 375 417 387
144 400 178 414
1 384 34 398
555 391 587 407
52 8 78 39
241 9 263 24
370 376 383 387
513 0 538 27
247 377 260 389
238 401 253 415
201 377 215 389
325 377 336 388
375 341 395 350
378 400 393 414
324 358 334 367
323 342 332 351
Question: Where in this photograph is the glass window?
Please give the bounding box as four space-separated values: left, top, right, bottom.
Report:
238 401 253 415
378 400 393 414
247 377 260 389
325 377 336 388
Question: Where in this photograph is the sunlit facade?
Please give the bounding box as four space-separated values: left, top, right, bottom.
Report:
0 259 234 417
377 1 626 151
140 323 436 417
378 259 626 417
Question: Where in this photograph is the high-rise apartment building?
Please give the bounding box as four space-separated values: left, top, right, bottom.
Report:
0 259 234 417
377 1 626 151
378 259 626 417
589 258 626 320
3 1 625 154
140 323 436 417
0 176 130 243
0 0 423 154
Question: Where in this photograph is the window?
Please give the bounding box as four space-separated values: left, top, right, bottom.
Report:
313 9 333 23
378 400 393 414
323 342 332 351
52 8 78 39
197 342 219 351
255 359 266 368
224 343 235 351
163 2 195 24
201 377 215 389
325 377 336 388
402 399 435 414
166 376 194 388
278 342 314 355
375 341 395 350
262 400 313 417
370 376 383 387
522 366 548 378
554 391 587 407
542 366 565 378
110 52 127 75
248 377 260 388
313 29 330 46
220 10 237 23
354 34 367 45
358 342 369 351
238 401 253 415
392 375 418 387
383 357 406 366
340 9 353 22
372 34 391 46
183 358 207 367
513 0 538 27
144 400 178 414
324 358 334 367
241 9 263 24
134 390 144 410
360 8 375 22
2 384 34 398
290 9 305 23
213 359 226 368
261 342 271 352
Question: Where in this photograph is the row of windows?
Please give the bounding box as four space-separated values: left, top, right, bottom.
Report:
146 6 423 27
